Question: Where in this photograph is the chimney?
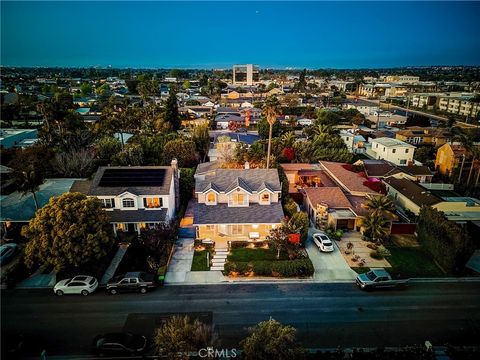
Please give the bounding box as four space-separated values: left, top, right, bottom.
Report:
171 158 180 211
244 161 250 169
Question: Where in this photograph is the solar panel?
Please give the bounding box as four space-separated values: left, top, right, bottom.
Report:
99 168 166 187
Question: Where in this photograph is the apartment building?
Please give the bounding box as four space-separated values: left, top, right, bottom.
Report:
367 137 416 166
437 94 480 118
233 64 260 86
384 75 420 83
395 127 451 147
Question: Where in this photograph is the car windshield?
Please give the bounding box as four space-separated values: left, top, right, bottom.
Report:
75 276 87 281
0 248 8 256
366 271 377 281
323 241 332 246
320 236 329 241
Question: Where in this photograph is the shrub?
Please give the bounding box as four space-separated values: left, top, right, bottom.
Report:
224 259 314 277
283 197 299 218
370 250 384 260
376 245 391 257
325 228 343 241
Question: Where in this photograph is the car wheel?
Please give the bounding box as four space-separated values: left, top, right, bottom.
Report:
56 290 64 296
109 289 117 295
81 290 89 296
140 287 147 294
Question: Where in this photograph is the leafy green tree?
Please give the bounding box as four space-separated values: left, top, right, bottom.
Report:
80 82 93 97
266 227 289 259
95 83 110 96
163 138 198 167
22 192 114 271
54 149 95 177
12 166 45 210
414 146 434 166
287 211 309 242
417 206 473 274
180 168 195 206
241 318 306 360
154 315 219 360
113 143 144 166
263 96 282 168
258 118 281 140
165 86 180 130
182 80 191 90
283 197 299 218
95 136 122 162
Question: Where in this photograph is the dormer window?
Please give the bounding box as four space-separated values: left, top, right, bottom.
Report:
260 192 270 204
229 193 248 206
206 192 217 205
122 198 135 208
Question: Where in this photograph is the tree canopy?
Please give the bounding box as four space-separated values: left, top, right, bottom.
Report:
22 192 114 271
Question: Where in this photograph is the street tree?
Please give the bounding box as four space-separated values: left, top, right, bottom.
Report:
22 192 114 271
154 315 219 360
241 318 306 360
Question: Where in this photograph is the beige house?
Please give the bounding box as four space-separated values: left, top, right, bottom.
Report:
192 167 284 247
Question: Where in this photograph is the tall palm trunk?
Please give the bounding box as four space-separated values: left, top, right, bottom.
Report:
458 154 466 183
266 122 273 169
475 168 480 188
31 191 39 210
466 156 476 186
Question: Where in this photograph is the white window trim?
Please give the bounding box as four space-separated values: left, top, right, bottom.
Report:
228 193 249 207
205 192 217 205
258 191 271 205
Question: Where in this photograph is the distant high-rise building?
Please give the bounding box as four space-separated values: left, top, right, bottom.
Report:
233 64 259 86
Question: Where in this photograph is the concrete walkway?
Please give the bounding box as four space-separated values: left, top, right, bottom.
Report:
100 243 129 285
17 265 57 289
306 228 357 281
164 238 195 284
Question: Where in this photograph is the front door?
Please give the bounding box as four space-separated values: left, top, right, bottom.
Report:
127 223 135 233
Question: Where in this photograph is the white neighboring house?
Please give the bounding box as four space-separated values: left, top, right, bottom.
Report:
71 161 179 236
367 137 416 166
340 130 354 151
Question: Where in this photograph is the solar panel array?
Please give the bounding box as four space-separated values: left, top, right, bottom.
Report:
99 168 167 187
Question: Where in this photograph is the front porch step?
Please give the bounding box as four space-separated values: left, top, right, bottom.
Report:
215 251 228 255
215 248 228 252
211 266 224 271
213 255 227 259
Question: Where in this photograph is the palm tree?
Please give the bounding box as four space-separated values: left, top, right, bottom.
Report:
280 131 296 148
13 166 45 210
262 96 281 169
360 213 390 244
362 194 396 218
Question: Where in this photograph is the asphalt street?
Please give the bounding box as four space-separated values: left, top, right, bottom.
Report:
2 282 480 357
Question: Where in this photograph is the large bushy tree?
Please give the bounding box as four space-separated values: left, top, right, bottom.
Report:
22 192 114 271
241 318 306 360
154 315 219 360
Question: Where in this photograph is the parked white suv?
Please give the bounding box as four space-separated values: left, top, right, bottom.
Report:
54 275 98 296
312 232 334 252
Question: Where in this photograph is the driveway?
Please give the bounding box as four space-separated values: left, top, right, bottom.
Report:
164 237 194 284
305 228 357 281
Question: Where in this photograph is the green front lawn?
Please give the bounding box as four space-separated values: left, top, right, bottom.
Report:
191 250 211 271
227 247 290 262
386 246 446 278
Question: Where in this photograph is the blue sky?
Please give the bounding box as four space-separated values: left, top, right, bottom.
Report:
1 1 479 69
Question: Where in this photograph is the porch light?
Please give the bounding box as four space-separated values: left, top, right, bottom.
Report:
252 224 259 229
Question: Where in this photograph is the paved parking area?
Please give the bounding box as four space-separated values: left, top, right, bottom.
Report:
164 238 194 284
305 228 357 281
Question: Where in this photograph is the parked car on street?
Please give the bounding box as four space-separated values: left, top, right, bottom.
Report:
53 275 98 296
92 332 148 357
107 272 157 294
312 232 334 252
0 243 18 265
356 268 409 290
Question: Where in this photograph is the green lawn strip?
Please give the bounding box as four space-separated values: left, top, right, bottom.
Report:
227 247 289 262
191 250 211 271
385 246 446 278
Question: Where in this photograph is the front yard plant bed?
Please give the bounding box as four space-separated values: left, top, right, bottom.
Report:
191 250 213 271
223 258 314 278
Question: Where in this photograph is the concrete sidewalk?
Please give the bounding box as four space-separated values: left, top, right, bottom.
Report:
164 238 195 284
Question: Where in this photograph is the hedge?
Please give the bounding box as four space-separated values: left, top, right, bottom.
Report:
224 258 314 278
229 241 269 249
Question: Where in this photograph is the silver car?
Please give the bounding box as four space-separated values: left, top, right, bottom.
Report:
312 233 334 252
54 275 98 296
